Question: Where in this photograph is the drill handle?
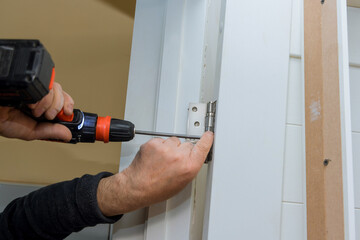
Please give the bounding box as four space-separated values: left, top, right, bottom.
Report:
54 109 97 144
56 110 135 144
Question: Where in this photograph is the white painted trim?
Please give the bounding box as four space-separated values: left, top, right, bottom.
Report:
337 0 356 239
112 0 167 238
113 0 214 239
300 0 308 237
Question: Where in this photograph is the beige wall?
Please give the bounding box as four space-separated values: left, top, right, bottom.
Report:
0 0 135 185
348 0 360 8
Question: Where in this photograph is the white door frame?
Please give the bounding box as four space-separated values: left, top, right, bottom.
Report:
113 0 356 239
113 0 217 239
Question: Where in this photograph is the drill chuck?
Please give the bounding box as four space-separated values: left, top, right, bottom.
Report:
95 116 135 143
109 118 135 142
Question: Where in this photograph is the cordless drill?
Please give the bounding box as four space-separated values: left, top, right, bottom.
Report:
0 39 201 143
0 39 135 143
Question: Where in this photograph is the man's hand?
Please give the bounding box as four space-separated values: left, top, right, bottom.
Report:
97 131 214 216
0 82 74 141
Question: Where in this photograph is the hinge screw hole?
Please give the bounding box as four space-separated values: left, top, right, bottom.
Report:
192 107 198 112
194 121 200 127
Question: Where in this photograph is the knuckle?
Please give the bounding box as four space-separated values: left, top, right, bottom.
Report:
181 163 195 178
171 152 182 162
197 143 208 154
68 98 75 106
183 142 194 149
142 138 162 152
28 104 37 110
44 111 53 120
53 104 62 113
158 145 170 156
53 82 61 90
42 93 53 109
167 152 182 162
147 138 160 148
169 137 180 144
47 88 54 98
139 143 148 153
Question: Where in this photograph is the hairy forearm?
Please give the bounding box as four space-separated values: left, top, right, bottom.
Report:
97 174 123 216
97 173 135 216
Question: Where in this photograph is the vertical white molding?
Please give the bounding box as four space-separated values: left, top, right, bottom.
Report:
145 0 186 238
163 1 209 240
338 1 356 240
203 0 292 239
113 0 167 239
115 0 211 239
300 0 307 237
146 0 210 238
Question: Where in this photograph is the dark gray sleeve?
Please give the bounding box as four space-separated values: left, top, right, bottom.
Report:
0 172 122 240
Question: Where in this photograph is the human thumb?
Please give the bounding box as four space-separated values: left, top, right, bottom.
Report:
191 131 214 167
34 122 72 142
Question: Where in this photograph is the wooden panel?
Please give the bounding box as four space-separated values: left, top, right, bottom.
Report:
281 203 306 240
304 0 344 239
203 0 292 239
348 7 360 65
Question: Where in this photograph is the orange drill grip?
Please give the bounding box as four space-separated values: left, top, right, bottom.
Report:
96 116 111 143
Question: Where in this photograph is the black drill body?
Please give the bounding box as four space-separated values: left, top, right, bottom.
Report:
0 39 135 143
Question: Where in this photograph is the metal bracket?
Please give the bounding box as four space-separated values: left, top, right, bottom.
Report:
187 101 216 163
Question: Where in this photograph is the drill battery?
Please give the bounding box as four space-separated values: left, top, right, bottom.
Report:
0 39 55 106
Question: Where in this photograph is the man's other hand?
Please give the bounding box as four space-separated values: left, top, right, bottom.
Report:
97 131 214 216
0 82 74 141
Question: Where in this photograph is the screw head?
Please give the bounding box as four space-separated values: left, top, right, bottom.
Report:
323 159 331 166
